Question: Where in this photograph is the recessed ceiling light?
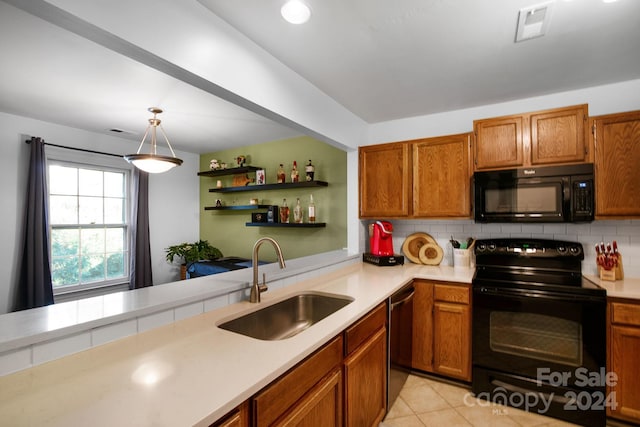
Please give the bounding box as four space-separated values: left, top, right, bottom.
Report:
281 0 311 24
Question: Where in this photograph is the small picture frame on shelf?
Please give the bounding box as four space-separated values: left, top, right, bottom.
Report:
256 169 266 185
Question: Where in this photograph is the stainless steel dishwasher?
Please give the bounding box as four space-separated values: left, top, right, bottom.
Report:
387 282 414 411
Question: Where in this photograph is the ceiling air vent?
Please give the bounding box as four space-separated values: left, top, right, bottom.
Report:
515 1 554 43
109 128 136 135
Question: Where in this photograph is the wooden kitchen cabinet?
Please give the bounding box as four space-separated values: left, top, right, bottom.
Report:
252 336 343 427
359 142 412 218
250 303 388 427
411 280 472 382
608 299 640 424
275 370 343 427
591 110 640 218
412 133 472 218
210 402 249 427
473 104 590 170
474 115 524 170
359 133 472 219
433 284 471 381
344 302 388 427
412 280 434 372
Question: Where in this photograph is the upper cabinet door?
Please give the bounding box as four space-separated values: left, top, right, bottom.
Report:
359 142 411 218
473 115 524 170
412 133 472 218
473 104 590 171
530 104 589 165
592 110 640 218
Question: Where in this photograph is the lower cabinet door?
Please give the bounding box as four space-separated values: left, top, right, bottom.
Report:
433 301 471 381
210 401 249 427
412 280 434 372
344 327 387 427
274 369 343 427
610 324 640 423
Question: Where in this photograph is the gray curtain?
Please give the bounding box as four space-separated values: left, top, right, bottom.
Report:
15 137 54 311
129 168 153 289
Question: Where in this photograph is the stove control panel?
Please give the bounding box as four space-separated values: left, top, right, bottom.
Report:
475 239 583 258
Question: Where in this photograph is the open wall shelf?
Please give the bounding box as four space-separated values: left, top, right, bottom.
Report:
209 181 328 193
245 222 326 228
204 205 270 211
197 166 261 177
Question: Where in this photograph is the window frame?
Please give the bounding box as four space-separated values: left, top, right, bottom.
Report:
45 146 133 296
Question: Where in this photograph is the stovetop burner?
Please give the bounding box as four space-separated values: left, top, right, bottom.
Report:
473 238 605 296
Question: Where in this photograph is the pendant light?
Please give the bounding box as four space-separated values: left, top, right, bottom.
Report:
124 107 183 173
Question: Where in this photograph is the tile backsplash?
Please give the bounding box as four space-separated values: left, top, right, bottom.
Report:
362 219 640 278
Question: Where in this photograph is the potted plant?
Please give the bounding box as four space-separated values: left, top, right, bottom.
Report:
165 240 223 280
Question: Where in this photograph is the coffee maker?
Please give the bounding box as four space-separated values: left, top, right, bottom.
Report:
364 221 404 266
369 220 394 256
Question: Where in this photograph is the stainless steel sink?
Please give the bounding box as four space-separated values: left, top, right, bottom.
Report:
218 292 354 340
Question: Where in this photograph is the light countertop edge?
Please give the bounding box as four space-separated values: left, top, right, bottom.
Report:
0 261 474 427
0 250 359 353
584 275 640 300
3 262 638 426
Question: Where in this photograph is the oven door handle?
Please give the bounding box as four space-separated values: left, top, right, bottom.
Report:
474 286 605 303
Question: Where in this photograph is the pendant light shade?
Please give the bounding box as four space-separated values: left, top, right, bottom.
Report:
124 107 183 173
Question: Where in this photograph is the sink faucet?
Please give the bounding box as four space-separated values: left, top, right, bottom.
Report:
250 237 286 303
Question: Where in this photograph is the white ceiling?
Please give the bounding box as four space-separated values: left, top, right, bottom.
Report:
200 0 640 122
1 0 639 154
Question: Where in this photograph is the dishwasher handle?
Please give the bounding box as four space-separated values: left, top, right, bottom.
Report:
391 289 415 309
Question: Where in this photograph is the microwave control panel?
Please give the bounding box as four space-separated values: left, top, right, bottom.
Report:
572 177 593 217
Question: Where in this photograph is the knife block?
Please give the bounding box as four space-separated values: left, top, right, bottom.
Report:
599 268 616 282
615 253 624 280
598 254 624 281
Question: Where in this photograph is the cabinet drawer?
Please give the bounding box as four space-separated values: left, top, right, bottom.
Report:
253 336 343 427
345 302 387 355
611 302 640 326
433 284 470 304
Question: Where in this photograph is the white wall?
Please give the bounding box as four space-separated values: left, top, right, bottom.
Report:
0 112 199 314
366 79 640 145
372 219 640 279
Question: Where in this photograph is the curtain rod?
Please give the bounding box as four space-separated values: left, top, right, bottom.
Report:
25 139 124 159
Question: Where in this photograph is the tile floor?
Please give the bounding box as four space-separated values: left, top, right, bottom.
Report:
381 374 621 427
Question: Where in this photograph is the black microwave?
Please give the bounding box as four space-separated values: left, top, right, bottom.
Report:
474 163 594 223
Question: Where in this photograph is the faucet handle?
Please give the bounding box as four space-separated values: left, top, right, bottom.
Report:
259 272 268 292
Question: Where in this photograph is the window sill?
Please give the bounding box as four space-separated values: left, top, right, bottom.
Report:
53 282 130 304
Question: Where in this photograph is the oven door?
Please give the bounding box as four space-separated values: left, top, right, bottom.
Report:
474 174 567 222
472 284 606 389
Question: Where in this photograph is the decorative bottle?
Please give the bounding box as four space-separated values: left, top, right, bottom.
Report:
277 164 286 184
305 160 315 181
280 199 290 223
293 198 303 223
291 161 300 183
308 195 316 223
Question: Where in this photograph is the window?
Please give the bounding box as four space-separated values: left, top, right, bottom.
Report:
47 156 130 294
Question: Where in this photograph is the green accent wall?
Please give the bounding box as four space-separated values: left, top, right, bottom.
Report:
199 136 347 262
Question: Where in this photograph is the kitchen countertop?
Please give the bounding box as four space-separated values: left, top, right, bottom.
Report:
0 250 357 354
585 275 640 300
0 262 474 427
